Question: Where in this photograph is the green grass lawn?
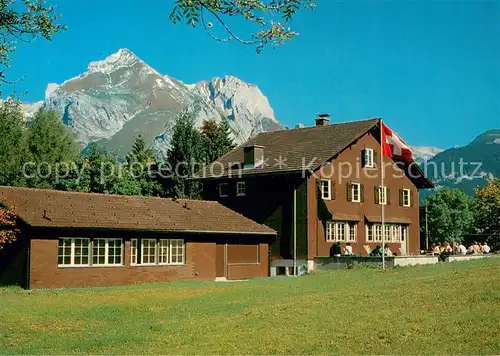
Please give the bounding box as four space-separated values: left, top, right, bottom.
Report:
1 258 499 355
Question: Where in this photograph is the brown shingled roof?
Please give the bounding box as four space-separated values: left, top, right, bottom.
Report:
196 118 380 179
0 186 276 235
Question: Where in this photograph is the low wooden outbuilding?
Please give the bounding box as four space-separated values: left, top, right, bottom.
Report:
0 186 276 289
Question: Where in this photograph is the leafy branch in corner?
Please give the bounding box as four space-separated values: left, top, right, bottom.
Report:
0 0 66 91
169 0 317 53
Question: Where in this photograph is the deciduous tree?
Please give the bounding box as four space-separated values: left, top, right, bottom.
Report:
0 99 28 186
25 108 79 187
422 188 474 244
0 0 65 91
0 204 20 249
474 178 500 249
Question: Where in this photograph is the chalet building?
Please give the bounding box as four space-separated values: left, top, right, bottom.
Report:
0 187 275 289
196 117 433 271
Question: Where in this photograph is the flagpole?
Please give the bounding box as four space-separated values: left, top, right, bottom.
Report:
380 119 385 270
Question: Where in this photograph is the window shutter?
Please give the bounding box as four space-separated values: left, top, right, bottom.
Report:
410 190 414 207
399 189 404 206
360 184 365 202
331 180 336 200
387 187 391 205
361 149 366 167
346 182 352 202
374 186 379 204
373 150 378 167
316 179 322 199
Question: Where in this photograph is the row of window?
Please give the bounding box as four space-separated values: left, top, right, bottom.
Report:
320 180 412 206
58 238 185 267
366 223 408 243
326 221 357 242
326 221 408 243
131 238 185 265
219 181 245 197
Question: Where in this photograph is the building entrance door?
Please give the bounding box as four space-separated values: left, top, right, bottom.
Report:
216 243 226 278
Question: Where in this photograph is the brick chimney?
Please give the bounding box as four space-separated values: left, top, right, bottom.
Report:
244 145 264 168
315 114 330 126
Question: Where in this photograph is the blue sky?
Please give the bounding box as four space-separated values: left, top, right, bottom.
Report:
6 0 500 148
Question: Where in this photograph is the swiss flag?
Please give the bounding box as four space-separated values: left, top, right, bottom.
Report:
381 122 412 162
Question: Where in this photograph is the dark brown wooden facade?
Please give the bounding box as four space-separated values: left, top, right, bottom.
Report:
201 122 432 260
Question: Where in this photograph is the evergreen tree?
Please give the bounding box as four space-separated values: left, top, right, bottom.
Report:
166 110 206 198
57 143 142 196
125 135 163 196
201 118 235 163
0 99 28 186
26 108 79 187
126 135 156 166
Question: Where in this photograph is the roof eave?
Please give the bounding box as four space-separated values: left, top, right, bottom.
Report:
25 225 277 236
190 169 306 181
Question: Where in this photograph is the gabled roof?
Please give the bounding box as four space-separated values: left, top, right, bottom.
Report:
196 118 380 179
0 187 276 235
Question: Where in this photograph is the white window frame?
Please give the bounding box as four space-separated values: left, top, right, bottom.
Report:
348 223 357 242
351 183 361 203
392 225 402 242
378 186 387 205
158 239 170 264
141 239 157 265
131 239 138 265
169 239 186 265
58 238 90 267
374 224 383 242
366 225 373 242
132 239 186 266
402 189 411 207
321 179 331 200
364 148 374 168
402 225 408 242
326 221 357 242
367 224 405 243
336 222 346 242
92 238 123 266
218 183 228 197
384 225 391 242
236 181 246 196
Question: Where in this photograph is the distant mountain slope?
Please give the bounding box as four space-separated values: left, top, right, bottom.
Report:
22 49 282 157
420 129 500 197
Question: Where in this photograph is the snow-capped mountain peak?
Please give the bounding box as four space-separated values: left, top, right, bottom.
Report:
87 48 139 74
45 83 60 99
21 48 282 157
411 146 444 163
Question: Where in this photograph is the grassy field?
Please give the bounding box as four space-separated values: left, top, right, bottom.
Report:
1 258 499 355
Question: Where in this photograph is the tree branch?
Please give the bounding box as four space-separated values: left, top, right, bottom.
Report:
200 2 258 45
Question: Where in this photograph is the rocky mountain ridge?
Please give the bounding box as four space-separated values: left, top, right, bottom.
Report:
23 48 281 157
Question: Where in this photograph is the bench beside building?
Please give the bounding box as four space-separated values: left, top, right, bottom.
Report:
0 186 276 289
